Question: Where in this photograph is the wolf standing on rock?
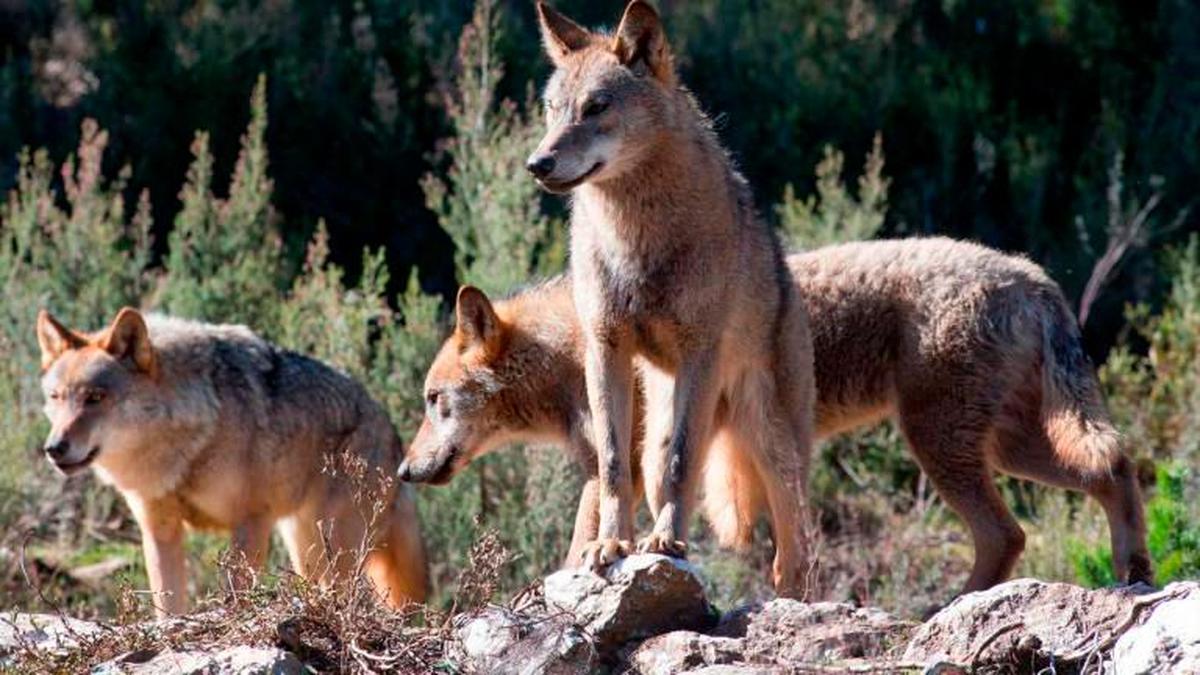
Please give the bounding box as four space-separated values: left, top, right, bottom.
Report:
36 308 427 617
404 239 1152 599
527 1 816 596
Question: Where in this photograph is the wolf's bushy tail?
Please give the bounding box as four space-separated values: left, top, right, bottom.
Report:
365 483 429 607
1039 294 1123 477
701 433 765 550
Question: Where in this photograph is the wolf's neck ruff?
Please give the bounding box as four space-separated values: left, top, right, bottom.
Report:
573 103 741 267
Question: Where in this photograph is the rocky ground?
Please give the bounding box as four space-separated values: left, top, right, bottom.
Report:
2 554 1197 673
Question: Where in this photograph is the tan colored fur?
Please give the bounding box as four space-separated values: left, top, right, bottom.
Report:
404 238 1152 599
37 308 427 617
528 0 815 597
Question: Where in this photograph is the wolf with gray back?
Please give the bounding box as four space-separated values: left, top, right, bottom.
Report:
37 308 427 617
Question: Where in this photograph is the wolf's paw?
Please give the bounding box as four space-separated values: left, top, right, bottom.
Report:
578 538 632 572
635 532 687 558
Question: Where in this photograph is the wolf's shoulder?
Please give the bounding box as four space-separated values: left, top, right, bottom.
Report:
145 314 268 355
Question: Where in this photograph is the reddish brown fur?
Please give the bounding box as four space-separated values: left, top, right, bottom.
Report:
528 0 816 597
404 238 1152 600
37 308 427 617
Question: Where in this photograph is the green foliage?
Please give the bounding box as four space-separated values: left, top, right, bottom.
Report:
159 76 285 330
0 118 152 553
778 133 890 249
420 0 562 295
1145 464 1200 582
1071 464 1200 587
1102 236 1200 462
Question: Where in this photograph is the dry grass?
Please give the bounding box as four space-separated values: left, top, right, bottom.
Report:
2 466 518 673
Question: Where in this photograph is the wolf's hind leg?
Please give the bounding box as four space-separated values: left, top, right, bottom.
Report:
899 398 1025 595
719 372 808 598
769 296 818 595
991 395 1151 585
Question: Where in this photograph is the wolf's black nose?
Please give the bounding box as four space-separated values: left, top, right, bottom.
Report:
526 155 556 179
397 460 412 482
44 440 69 460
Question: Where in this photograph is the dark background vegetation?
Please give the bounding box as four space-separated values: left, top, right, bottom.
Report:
4 0 1196 354
1 0 1198 622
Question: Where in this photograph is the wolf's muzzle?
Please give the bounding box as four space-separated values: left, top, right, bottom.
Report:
526 155 557 179
43 439 71 461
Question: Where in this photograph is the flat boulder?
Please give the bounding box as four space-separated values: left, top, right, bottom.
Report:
630 599 911 674
1113 581 1200 674
452 606 596 675
903 578 1168 669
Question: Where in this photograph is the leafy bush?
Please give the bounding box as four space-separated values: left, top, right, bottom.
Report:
1070 463 1200 587
420 0 561 294
1102 236 1200 464
158 76 286 330
777 133 889 249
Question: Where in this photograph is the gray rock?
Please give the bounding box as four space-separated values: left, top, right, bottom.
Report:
95 646 303 674
544 554 716 649
902 578 1153 668
452 606 596 675
630 599 911 674
0 612 102 664
717 599 913 662
628 631 744 674
1113 581 1200 674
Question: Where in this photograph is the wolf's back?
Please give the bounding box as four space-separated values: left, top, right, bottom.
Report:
146 315 399 460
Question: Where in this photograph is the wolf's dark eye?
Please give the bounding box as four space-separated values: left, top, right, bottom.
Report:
425 391 440 408
84 391 106 406
581 96 610 118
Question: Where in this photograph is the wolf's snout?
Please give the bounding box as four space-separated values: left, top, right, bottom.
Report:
44 439 70 460
397 460 412 482
526 155 556 179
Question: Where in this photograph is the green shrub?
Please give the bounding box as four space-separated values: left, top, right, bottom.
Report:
777 132 889 249
420 0 562 294
1070 463 1200 586
158 75 286 330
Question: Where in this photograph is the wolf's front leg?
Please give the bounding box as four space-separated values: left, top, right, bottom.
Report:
227 516 272 594
126 495 188 618
565 477 601 567
639 346 720 558
578 336 636 570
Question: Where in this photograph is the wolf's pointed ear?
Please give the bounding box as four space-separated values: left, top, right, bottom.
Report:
101 307 157 376
37 310 85 370
537 1 592 64
456 286 502 351
612 0 674 84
